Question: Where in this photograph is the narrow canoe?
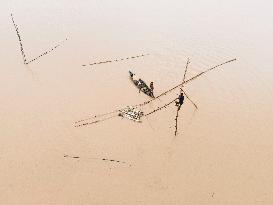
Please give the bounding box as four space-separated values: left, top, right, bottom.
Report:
129 71 154 98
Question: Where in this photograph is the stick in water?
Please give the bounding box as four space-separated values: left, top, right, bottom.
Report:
180 58 190 93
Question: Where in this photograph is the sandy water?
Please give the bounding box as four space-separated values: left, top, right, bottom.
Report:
0 0 272 204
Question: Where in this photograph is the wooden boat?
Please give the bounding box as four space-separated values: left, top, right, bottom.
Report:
129 71 154 98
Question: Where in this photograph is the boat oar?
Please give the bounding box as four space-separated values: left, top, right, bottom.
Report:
182 90 198 109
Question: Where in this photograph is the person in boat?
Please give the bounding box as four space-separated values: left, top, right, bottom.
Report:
129 71 134 78
176 92 184 110
150 82 154 92
130 71 139 87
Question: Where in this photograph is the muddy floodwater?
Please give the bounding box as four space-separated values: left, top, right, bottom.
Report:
0 0 272 204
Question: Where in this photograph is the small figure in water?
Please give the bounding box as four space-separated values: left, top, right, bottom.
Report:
176 92 184 110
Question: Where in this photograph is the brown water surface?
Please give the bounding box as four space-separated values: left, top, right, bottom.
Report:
0 0 272 204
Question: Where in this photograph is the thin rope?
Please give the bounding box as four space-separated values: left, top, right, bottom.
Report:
144 98 177 116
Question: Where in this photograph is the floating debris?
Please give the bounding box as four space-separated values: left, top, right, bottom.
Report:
118 106 144 122
64 154 132 167
175 58 192 136
82 53 149 67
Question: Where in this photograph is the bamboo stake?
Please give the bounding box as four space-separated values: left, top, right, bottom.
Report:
11 13 27 64
136 58 236 107
82 53 149 67
179 58 198 109
11 13 67 65
26 38 68 65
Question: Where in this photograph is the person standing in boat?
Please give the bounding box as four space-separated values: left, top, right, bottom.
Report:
176 92 184 111
150 82 154 97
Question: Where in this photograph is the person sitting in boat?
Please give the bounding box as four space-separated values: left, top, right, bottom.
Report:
150 82 154 92
176 92 184 110
129 71 140 88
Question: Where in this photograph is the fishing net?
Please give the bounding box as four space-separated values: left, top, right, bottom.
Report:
118 106 144 122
